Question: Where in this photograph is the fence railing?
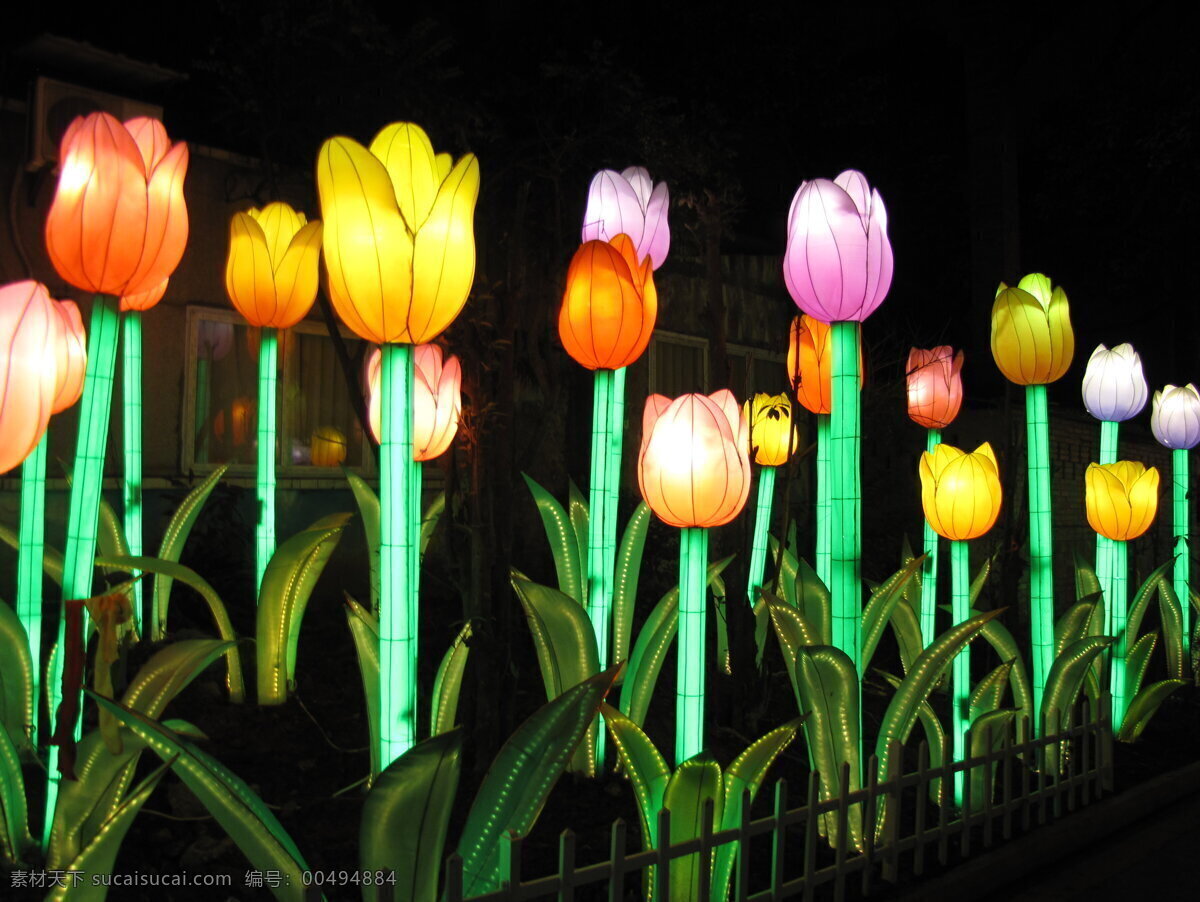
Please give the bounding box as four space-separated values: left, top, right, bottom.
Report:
443 700 1113 901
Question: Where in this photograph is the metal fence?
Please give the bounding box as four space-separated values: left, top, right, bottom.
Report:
443 700 1113 902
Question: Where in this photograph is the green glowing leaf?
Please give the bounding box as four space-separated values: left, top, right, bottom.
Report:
456 666 620 895
94 555 244 704
1125 632 1158 701
0 600 33 756
255 514 350 705
969 659 1014 725
150 464 229 640
344 469 381 611
360 728 461 902
0 712 30 865
1125 562 1174 648
795 556 831 644
1041 635 1112 743
122 639 236 720
764 591 821 709
1073 549 1101 602
664 753 724 900
879 671 945 805
522 472 583 604
1054 596 1100 658
861 556 923 672
1153 576 1185 679
343 596 380 780
612 501 651 667
599 703 670 848
567 479 589 609
0 523 64 585
791 645 862 850
969 550 995 606
1117 680 1185 743
510 570 600 774
620 556 733 728
420 490 445 558
971 610 1034 741
88 694 310 900
45 762 169 902
966 709 1015 813
767 536 800 608
95 495 130 579
431 621 472 736
887 598 926 673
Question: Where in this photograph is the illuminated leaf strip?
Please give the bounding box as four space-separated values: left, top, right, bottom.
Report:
816 414 831 587
1026 383 1055 725
830 321 861 673
950 539 970 805
586 367 624 767
920 427 941 648
121 311 144 630
254 327 278 595
46 292 121 848
379 344 418 767
745 465 776 604
1110 538 1130 729
17 434 47 746
1173 448 1190 658
1095 420 1119 637
675 527 708 765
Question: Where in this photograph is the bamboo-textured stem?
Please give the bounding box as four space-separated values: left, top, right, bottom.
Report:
1095 420 1119 636
676 527 708 765
816 413 831 588
46 292 121 847
829 323 861 672
380 344 418 768
586 366 625 768
1173 448 1190 657
1109 539 1129 729
17 433 47 747
122 311 143 630
950 539 970 805
920 428 942 648
255 327 278 595
1026 384 1054 724
746 466 777 604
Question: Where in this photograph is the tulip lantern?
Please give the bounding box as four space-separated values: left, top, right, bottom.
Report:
789 315 856 587
743 393 798 605
1081 343 1148 641
318 122 478 767
581 166 670 271
919 442 1002 802
224 202 324 594
784 170 892 676
639 391 750 762
1151 384 1200 658
906 346 965 647
1085 461 1160 727
558 227 659 768
42 112 188 831
990 273 1074 723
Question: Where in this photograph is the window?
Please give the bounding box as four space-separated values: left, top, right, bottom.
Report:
648 331 708 395
182 307 374 476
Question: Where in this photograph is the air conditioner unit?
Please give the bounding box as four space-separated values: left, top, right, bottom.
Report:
28 76 163 170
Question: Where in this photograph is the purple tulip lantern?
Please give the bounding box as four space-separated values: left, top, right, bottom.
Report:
581 166 670 270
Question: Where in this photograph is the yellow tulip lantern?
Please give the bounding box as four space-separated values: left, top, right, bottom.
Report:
1085 461 1160 729
919 442 1003 801
317 122 479 768
990 273 1075 721
742 393 799 605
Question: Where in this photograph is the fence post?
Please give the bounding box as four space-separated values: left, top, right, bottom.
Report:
914 741 929 877
862 755 878 896
802 775 817 902
500 831 522 898
735 789 752 901
834 761 851 902
982 724 996 848
656 807 672 902
559 829 576 902
444 853 464 902
609 819 627 902
774 778 789 900
882 740 903 884
1100 690 1115 794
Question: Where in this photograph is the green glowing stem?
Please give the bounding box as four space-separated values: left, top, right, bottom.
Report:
1095 420 1119 636
829 322 861 673
1025 384 1054 725
409 460 423 710
121 311 143 631
676 526 708 765
1173 448 1190 658
816 414 831 589
46 292 121 848
255 328 278 596
920 428 942 649
950 539 970 806
746 466 777 604
379 344 417 769
1109 539 1129 730
17 433 47 747
586 366 625 768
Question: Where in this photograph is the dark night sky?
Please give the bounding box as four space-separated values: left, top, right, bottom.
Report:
4 2 1197 391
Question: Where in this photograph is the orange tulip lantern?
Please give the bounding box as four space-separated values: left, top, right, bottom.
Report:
0 281 61 475
638 390 750 763
311 427 349 467
787 314 862 589
367 343 462 461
